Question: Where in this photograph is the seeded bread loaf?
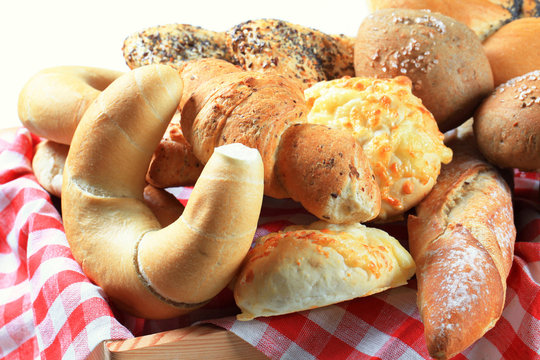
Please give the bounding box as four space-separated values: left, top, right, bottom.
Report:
123 23 234 69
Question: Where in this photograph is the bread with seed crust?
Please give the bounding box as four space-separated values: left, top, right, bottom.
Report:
474 70 540 171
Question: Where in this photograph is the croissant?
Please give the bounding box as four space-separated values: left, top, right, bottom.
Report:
179 59 381 224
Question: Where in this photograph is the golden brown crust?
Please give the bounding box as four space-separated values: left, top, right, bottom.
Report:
181 63 307 198
142 185 184 228
178 58 242 109
226 19 354 89
473 70 540 171
18 66 123 144
180 59 381 223
62 65 265 319
146 114 203 187
520 0 540 17
234 221 415 320
482 17 540 86
32 140 69 197
407 137 515 359
354 8 494 132
277 123 381 223
122 23 234 70
367 0 513 40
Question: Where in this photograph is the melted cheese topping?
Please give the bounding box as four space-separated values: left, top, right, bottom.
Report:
305 76 452 220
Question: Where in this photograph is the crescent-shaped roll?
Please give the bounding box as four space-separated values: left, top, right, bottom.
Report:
18 66 123 144
62 64 265 319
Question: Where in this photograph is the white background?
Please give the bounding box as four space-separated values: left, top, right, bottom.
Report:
0 0 370 129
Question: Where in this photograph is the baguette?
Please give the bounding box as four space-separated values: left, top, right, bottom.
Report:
179 59 381 224
62 64 265 319
407 132 516 359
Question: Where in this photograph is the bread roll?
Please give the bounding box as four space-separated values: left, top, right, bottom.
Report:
474 70 540 171
366 0 513 40
304 76 452 221
123 23 234 69
179 59 381 224
32 140 69 198
234 221 416 320
146 113 203 187
354 9 494 132
62 65 265 319
483 17 540 86
18 66 123 144
226 18 355 89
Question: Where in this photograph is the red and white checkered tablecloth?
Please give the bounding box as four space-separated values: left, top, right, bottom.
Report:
1 128 539 360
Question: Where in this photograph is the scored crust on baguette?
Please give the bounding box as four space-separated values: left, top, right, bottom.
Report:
234 221 416 321
407 133 515 359
122 23 234 70
305 76 452 221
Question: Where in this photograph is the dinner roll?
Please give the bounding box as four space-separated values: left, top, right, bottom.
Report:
482 17 540 87
354 9 494 132
305 76 452 221
474 70 540 171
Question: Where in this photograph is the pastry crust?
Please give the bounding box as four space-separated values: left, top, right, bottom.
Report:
146 113 203 187
180 59 381 224
234 221 415 320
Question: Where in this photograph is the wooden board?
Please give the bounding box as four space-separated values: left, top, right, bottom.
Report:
87 324 268 360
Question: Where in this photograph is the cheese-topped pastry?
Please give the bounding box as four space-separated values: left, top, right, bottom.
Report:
234 221 415 320
305 76 452 221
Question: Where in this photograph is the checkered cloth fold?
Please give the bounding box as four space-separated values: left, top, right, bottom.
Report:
1 128 539 360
